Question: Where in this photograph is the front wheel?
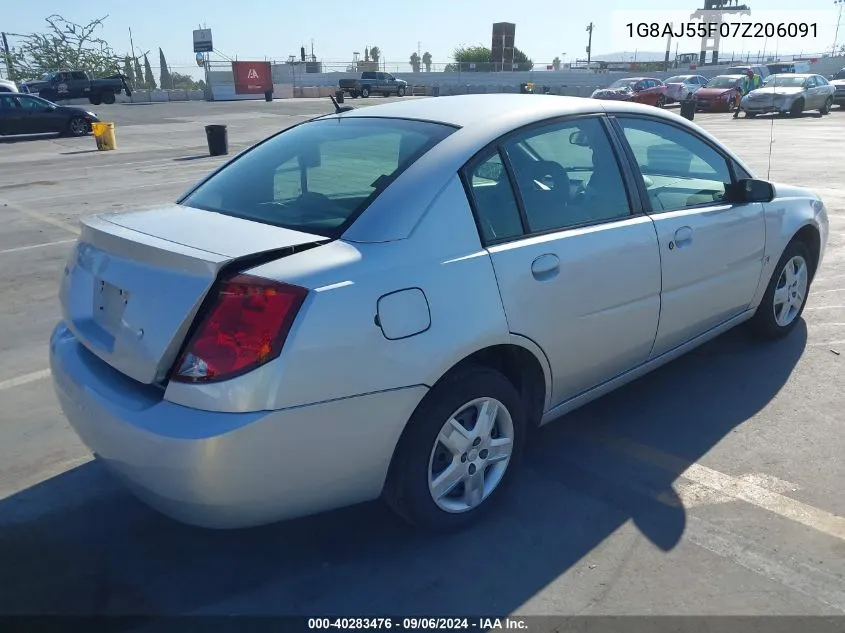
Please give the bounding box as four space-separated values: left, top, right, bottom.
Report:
397 86 406 97
67 117 90 137
384 365 526 532
789 99 804 117
748 239 812 340
821 96 833 114
361 86 370 98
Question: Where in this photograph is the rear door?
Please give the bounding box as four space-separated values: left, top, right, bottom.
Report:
612 114 766 357
464 115 662 406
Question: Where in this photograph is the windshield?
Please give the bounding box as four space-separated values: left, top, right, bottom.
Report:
609 79 638 89
665 76 690 83
707 76 740 88
181 117 456 237
763 75 807 87
834 69 845 80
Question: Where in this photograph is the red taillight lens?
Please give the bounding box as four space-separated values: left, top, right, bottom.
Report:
171 274 307 383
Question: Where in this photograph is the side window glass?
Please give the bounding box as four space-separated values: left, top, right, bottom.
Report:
502 117 631 232
617 117 732 211
466 150 524 243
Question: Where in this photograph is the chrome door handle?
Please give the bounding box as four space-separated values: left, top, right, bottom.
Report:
531 253 560 280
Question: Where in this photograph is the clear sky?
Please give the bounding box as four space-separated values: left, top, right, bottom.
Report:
4 0 841 74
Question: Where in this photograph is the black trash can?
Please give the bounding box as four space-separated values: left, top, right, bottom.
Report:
680 96 696 121
335 90 345 104
432 86 441 97
205 124 228 156
520 82 529 94
264 90 273 102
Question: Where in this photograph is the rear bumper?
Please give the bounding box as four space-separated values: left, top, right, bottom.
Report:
50 322 427 528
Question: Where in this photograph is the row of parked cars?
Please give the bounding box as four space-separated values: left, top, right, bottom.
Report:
591 64 845 116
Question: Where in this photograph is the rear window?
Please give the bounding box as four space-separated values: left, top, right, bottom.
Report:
181 117 455 237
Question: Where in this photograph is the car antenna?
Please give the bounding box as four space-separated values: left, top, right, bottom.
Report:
766 43 781 181
329 94 355 113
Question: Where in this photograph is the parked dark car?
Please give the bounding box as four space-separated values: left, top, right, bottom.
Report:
21 70 131 105
590 77 668 107
338 72 408 98
0 93 99 137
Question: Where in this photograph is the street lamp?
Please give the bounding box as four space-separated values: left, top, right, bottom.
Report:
835 0 845 55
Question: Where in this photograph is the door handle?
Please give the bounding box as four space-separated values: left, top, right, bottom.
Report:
531 253 560 280
670 226 693 249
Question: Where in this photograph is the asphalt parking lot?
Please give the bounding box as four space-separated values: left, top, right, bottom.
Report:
0 96 843 623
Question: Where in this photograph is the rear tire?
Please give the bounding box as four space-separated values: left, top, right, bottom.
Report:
748 239 812 340
398 86 406 97
656 95 666 108
89 95 102 106
102 92 116 105
384 365 526 532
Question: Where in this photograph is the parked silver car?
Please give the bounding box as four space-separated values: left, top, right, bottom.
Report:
741 73 836 117
50 95 829 532
663 74 709 102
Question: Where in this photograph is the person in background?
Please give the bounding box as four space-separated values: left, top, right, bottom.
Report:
733 68 762 118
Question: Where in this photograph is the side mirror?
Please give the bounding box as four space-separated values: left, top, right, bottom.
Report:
569 130 589 146
727 178 774 203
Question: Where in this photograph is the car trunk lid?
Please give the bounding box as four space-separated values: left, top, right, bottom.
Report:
60 205 328 386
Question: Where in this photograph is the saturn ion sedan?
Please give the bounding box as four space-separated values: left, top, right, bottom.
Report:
741 73 836 117
50 94 829 532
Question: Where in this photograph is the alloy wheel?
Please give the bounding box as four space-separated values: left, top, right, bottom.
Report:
427 397 515 513
772 255 808 327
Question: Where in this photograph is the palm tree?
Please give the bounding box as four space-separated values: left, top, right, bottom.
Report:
422 51 432 72
370 46 381 63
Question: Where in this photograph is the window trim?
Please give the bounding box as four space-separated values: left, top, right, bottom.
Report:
459 113 646 247
607 113 748 215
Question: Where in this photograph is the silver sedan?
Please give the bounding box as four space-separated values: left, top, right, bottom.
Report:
50 94 829 532
741 73 836 117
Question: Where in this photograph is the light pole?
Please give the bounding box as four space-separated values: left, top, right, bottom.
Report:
834 0 845 56
586 23 594 68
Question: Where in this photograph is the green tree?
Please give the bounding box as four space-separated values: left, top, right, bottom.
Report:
422 51 432 72
170 71 204 90
9 14 120 81
133 56 143 87
446 45 533 72
158 47 172 89
122 55 135 86
143 53 156 89
410 52 421 72
553 56 561 71
369 46 381 63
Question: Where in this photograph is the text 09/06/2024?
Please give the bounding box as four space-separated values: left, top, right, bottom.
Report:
626 22 817 39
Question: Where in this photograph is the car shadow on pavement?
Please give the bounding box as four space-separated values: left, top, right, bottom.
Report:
0 322 807 623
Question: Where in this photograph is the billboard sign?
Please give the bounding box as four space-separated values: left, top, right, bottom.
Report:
193 29 213 53
232 61 273 94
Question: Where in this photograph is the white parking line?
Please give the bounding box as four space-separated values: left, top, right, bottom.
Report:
591 431 845 542
804 305 845 312
0 239 75 255
0 369 52 392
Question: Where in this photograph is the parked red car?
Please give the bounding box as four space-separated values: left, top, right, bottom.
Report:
590 77 668 107
693 74 743 112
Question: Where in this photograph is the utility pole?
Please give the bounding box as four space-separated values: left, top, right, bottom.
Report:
586 22 594 68
1 32 13 81
834 0 844 56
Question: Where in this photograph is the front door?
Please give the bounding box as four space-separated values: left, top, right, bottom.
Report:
464 115 662 406
613 115 766 357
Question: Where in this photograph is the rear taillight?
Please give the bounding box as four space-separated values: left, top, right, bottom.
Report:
171 274 307 384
